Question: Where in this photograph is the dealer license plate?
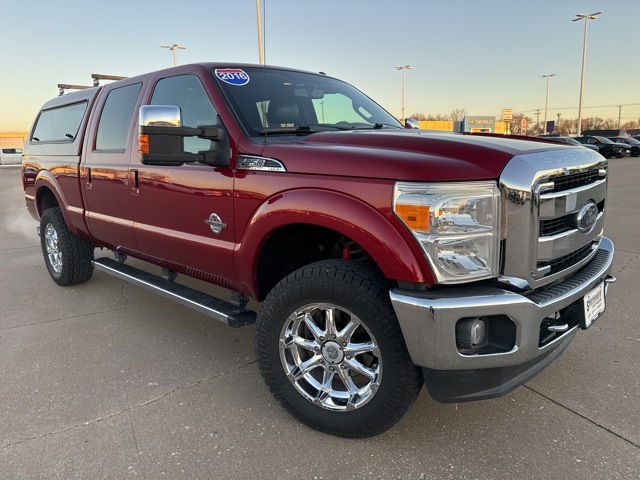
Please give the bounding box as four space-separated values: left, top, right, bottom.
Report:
582 282 605 329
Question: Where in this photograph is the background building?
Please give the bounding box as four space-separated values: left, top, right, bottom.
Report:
417 118 506 134
0 131 28 149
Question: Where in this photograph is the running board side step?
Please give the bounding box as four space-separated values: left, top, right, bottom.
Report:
93 257 256 328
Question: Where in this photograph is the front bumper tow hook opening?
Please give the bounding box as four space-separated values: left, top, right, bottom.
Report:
604 275 616 294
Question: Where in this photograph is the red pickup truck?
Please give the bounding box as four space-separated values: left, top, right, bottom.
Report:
22 63 615 438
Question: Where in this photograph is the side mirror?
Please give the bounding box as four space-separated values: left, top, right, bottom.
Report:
404 118 420 129
139 105 182 128
138 105 230 166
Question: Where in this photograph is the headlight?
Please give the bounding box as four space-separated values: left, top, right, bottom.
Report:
393 181 500 284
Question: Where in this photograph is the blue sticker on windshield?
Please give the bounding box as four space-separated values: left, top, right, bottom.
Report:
215 68 250 86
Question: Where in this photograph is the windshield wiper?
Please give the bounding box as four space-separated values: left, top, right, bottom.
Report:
258 123 402 136
258 125 343 135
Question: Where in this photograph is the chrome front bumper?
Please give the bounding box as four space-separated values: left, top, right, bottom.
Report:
390 237 614 400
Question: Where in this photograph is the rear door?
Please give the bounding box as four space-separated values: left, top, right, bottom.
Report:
80 80 143 250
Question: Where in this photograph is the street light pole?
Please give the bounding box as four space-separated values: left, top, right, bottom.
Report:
255 0 264 64
395 65 411 124
542 74 556 135
617 105 623 129
573 11 602 136
161 44 187 66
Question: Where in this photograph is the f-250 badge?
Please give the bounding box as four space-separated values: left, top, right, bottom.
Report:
205 213 227 234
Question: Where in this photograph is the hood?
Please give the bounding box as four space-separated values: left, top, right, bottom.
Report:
260 130 572 181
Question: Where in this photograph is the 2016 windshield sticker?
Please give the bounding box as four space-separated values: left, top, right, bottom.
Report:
215 69 250 86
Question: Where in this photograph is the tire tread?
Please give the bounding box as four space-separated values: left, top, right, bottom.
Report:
40 207 94 286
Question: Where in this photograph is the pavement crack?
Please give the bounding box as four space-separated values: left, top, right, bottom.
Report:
524 385 640 450
121 284 130 308
0 210 24 232
616 252 639 275
0 300 167 332
0 359 257 450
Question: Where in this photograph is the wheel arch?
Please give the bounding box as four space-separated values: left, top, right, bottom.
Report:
236 188 432 300
34 170 82 237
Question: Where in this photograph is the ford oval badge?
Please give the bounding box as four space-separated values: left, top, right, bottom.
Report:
576 202 598 232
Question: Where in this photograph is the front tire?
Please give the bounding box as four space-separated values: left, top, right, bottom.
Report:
40 207 94 286
600 148 613 159
255 260 422 438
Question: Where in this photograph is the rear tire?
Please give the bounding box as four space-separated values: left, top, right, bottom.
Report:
255 260 422 438
40 207 94 286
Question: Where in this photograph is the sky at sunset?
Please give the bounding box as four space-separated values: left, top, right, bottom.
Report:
1 0 638 131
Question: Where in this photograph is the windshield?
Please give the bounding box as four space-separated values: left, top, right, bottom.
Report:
212 67 402 138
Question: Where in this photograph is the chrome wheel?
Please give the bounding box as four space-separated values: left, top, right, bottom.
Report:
44 223 63 274
279 303 382 411
39 207 94 286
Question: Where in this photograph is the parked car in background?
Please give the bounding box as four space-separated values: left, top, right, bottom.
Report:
0 148 23 165
609 137 640 157
582 129 629 138
574 136 628 159
538 135 601 153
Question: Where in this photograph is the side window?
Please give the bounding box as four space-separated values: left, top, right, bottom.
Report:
31 102 87 143
150 75 217 154
95 83 142 152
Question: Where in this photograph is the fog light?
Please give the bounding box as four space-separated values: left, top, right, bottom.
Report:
456 317 488 350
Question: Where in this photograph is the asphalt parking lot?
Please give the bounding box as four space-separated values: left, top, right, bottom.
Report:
1 160 639 479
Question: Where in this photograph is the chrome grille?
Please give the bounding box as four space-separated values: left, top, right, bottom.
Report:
540 215 572 236
538 243 594 275
549 169 601 192
500 147 608 290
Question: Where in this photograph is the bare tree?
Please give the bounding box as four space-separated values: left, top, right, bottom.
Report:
622 119 640 130
409 113 428 121
580 117 619 131
426 113 450 121
449 109 467 122
509 113 534 135
555 118 576 135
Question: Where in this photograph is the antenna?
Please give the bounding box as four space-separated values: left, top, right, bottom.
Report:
261 0 269 143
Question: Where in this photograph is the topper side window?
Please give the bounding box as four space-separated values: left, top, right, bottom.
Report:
31 102 88 143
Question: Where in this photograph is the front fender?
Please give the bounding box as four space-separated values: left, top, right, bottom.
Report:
234 188 434 297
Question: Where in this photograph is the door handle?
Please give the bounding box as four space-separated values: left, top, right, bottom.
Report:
129 169 140 195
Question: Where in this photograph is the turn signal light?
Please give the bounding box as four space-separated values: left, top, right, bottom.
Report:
395 203 430 231
138 134 149 154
